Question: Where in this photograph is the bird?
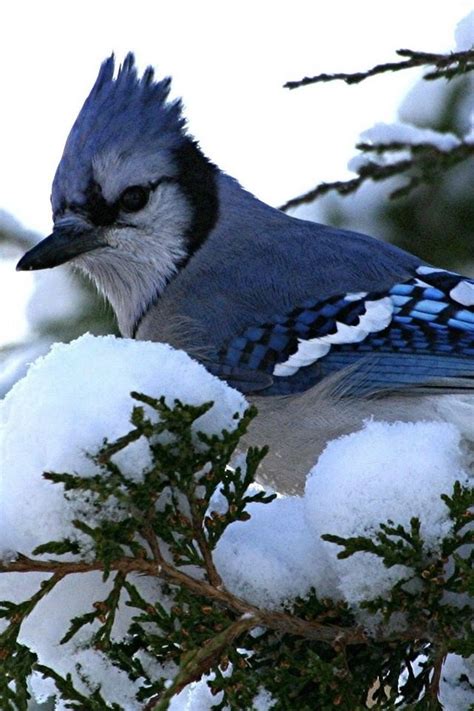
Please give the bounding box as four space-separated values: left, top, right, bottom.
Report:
17 53 474 493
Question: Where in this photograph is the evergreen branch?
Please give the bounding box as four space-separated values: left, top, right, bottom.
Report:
2 398 471 707
284 48 474 89
35 664 123 710
144 615 256 711
0 553 371 647
0 572 65 650
189 495 223 587
280 141 474 211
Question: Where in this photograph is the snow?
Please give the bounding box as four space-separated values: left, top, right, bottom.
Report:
346 120 463 180
359 122 462 151
455 11 474 51
214 494 338 608
168 673 223 711
0 334 246 708
0 334 472 708
168 674 275 710
215 418 472 610
439 654 474 710
305 420 470 605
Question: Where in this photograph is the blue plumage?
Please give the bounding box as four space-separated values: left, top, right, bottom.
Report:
16 54 474 406
51 53 185 216
219 268 474 395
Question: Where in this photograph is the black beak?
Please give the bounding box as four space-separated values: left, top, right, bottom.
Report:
16 226 106 271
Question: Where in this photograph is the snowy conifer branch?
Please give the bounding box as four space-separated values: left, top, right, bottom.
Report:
280 139 474 211
281 37 474 212
285 48 474 89
0 395 472 708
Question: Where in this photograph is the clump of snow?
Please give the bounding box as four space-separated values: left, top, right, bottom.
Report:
216 418 471 611
0 341 51 398
214 494 338 608
305 420 470 605
439 654 474 710
168 673 275 710
455 11 474 51
168 673 224 711
0 333 246 556
358 122 461 153
346 121 463 179
0 334 246 708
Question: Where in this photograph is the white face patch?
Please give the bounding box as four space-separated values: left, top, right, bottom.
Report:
273 296 393 377
73 181 192 337
92 148 177 204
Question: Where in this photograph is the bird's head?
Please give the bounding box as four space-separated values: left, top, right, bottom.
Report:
17 53 218 335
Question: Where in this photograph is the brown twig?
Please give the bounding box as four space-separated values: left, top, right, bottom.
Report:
279 159 413 211
189 497 223 587
428 651 448 701
285 48 474 89
144 614 256 710
279 141 474 211
0 554 428 648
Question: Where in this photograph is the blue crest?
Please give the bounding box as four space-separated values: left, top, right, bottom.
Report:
51 53 185 213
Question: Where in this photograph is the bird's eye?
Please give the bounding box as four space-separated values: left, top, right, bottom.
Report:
119 185 149 212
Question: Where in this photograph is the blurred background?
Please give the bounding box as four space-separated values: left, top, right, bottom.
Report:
1 0 474 396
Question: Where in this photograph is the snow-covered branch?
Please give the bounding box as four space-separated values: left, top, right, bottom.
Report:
282 13 474 214
281 136 474 211
0 337 473 709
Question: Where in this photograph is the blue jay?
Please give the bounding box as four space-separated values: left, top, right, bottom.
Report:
17 54 474 492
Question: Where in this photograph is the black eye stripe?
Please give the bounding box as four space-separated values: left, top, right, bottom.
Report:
119 176 177 213
61 176 178 225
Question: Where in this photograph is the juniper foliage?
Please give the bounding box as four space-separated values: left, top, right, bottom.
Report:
0 395 472 710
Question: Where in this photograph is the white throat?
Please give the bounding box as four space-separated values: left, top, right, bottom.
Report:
73 183 192 337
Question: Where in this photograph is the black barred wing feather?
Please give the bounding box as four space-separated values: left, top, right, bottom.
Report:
217 267 474 396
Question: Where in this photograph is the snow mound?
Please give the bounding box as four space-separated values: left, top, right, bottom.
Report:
214 494 338 608
439 654 474 710
0 334 246 709
305 420 471 605
455 10 474 51
0 333 246 556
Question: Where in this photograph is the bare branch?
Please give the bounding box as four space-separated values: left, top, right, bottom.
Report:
285 48 474 89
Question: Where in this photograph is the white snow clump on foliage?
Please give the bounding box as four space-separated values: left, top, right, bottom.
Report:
0 334 472 709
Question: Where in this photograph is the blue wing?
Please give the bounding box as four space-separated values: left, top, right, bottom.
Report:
215 267 474 396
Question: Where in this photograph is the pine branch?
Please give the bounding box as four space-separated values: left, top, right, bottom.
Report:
285 48 474 89
280 141 474 211
1 397 471 708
